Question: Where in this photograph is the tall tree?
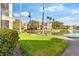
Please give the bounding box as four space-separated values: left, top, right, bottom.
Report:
27 20 39 30
13 19 20 30
46 16 53 30
52 21 63 29
46 16 52 21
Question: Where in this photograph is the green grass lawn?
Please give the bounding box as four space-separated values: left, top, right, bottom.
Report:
66 36 79 39
19 33 67 40
19 33 68 56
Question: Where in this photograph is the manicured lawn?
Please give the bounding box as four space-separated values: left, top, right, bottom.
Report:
19 33 68 56
66 36 79 39
19 33 67 40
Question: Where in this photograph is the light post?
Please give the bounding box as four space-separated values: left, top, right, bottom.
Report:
42 3 45 35
28 12 32 32
19 3 22 32
28 12 31 21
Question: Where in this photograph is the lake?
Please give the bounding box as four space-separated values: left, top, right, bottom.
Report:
64 30 79 37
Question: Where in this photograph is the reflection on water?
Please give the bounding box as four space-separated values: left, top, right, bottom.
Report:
32 29 79 37
64 30 79 37
64 33 79 37
45 30 79 37
74 30 79 33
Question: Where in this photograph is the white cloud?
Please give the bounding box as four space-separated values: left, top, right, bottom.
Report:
13 13 20 17
40 7 43 12
40 4 64 12
72 10 79 14
13 11 33 17
58 16 79 25
21 11 29 16
59 17 71 20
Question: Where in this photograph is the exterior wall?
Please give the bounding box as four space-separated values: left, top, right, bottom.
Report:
2 20 9 28
9 20 13 29
47 22 52 30
43 22 52 30
0 3 15 29
1 3 9 16
2 15 15 29
38 22 42 30
24 23 27 29
36 22 52 30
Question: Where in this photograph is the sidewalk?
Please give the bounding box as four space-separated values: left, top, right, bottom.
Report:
63 38 79 56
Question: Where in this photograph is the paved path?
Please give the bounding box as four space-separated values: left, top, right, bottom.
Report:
63 38 79 56
12 43 23 56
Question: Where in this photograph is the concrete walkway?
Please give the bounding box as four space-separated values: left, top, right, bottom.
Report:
63 38 79 56
12 43 23 56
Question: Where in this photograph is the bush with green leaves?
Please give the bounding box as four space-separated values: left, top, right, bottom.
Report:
0 29 19 56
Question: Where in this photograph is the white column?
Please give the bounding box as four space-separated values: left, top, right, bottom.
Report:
9 20 13 29
9 3 13 17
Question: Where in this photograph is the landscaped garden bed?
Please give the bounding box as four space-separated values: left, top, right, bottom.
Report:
19 33 68 56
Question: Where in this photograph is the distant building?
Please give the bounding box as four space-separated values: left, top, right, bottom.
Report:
39 22 52 30
0 3 15 29
45 22 52 30
68 26 74 33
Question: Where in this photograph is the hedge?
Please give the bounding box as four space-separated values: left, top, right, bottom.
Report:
0 29 19 56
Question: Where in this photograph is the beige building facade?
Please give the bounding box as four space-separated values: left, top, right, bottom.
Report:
0 3 15 29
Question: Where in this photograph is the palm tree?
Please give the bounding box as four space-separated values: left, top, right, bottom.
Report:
52 18 55 29
46 16 52 21
52 18 55 22
46 16 53 31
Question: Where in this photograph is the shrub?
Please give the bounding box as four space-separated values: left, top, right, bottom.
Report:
0 29 19 56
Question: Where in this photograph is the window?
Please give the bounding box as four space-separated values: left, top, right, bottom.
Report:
1 3 9 16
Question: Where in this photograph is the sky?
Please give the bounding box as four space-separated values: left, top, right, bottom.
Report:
13 3 79 25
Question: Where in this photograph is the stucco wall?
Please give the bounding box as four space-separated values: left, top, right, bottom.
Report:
1 15 15 29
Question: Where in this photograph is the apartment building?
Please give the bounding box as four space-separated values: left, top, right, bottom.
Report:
0 3 15 29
